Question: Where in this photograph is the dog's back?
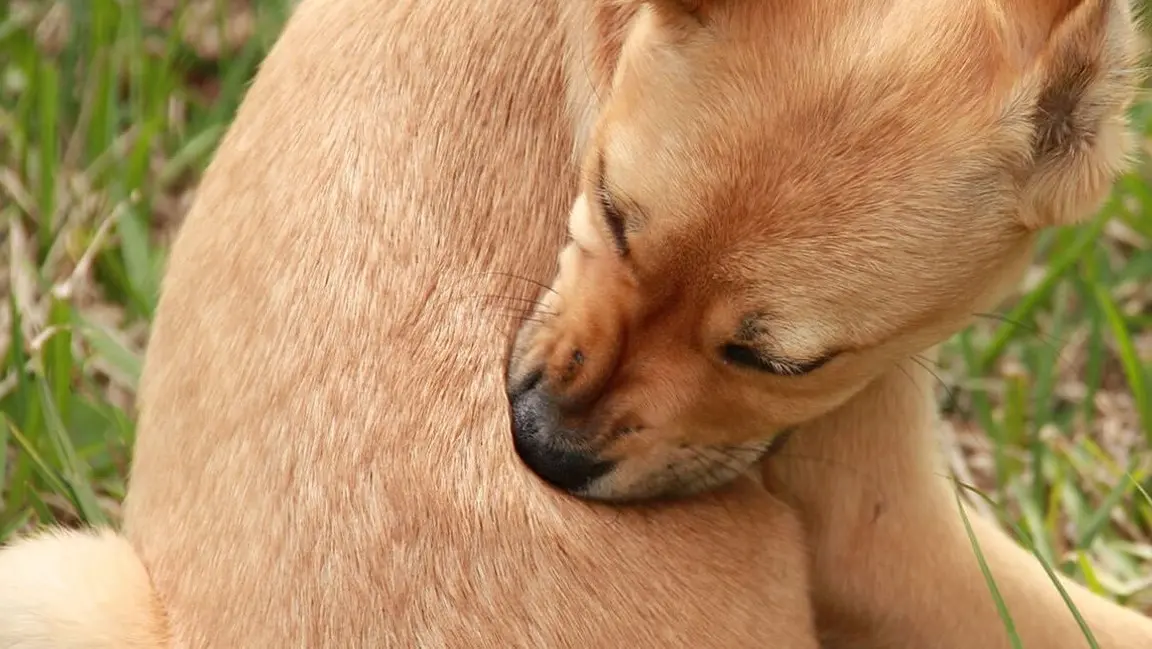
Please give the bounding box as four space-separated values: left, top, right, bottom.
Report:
0 0 817 646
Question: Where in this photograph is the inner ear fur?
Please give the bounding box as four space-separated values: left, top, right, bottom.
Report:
1011 0 1144 230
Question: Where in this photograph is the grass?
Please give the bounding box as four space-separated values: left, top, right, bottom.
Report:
1 0 1150 622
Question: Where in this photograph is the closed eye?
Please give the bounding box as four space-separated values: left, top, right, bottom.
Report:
720 344 829 376
596 155 629 254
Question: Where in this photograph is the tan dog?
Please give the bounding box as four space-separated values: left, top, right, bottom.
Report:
0 0 820 647
1 0 1148 647
504 0 1152 647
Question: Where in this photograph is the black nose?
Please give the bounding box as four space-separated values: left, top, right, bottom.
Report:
510 380 614 493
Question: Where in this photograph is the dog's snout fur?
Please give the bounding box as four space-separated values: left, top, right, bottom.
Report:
543 287 632 411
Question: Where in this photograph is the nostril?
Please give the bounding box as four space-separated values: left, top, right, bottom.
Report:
560 349 585 384
507 371 542 400
610 425 639 440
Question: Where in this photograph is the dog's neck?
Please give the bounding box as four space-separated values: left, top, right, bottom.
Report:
766 355 952 542
767 351 1152 648
764 354 982 644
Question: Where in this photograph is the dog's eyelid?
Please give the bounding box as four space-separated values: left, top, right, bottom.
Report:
596 153 629 255
597 182 622 221
721 342 833 377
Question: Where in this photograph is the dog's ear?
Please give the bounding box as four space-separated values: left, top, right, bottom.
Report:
1009 0 1143 230
575 0 701 111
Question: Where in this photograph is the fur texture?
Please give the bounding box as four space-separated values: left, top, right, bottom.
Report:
0 0 1149 648
0 0 817 646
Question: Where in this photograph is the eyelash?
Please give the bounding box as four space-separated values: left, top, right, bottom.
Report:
596 181 629 252
720 343 824 377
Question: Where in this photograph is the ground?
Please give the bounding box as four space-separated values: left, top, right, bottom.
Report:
1 0 1150 627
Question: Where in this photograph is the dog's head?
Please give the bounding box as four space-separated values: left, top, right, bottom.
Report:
508 0 1141 501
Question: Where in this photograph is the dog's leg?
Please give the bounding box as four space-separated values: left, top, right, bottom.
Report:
764 355 1152 649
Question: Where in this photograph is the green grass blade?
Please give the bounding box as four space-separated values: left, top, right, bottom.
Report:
1077 462 1142 549
961 482 1105 647
5 291 38 515
979 215 1110 371
72 315 143 389
0 509 34 544
4 416 72 501
25 490 56 527
1035 546 1102 648
35 58 60 250
1076 551 1106 596
1132 474 1152 508
955 489 1023 649
45 297 73 425
1090 284 1151 443
33 377 109 527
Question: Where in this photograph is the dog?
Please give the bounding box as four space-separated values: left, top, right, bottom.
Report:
504 0 1152 647
0 0 821 646
4 0 1149 647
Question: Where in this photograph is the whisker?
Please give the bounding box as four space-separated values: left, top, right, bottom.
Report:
452 297 559 320
437 272 557 307
467 301 548 317
971 311 1065 351
713 446 763 473
487 314 554 327
472 309 555 327
691 451 718 493
691 448 747 491
910 355 959 407
912 353 942 368
448 293 553 309
723 442 776 456
970 311 1077 377
464 271 558 296
683 451 712 493
897 362 933 405
579 17 605 107
700 451 737 488
480 306 558 321
714 455 752 482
